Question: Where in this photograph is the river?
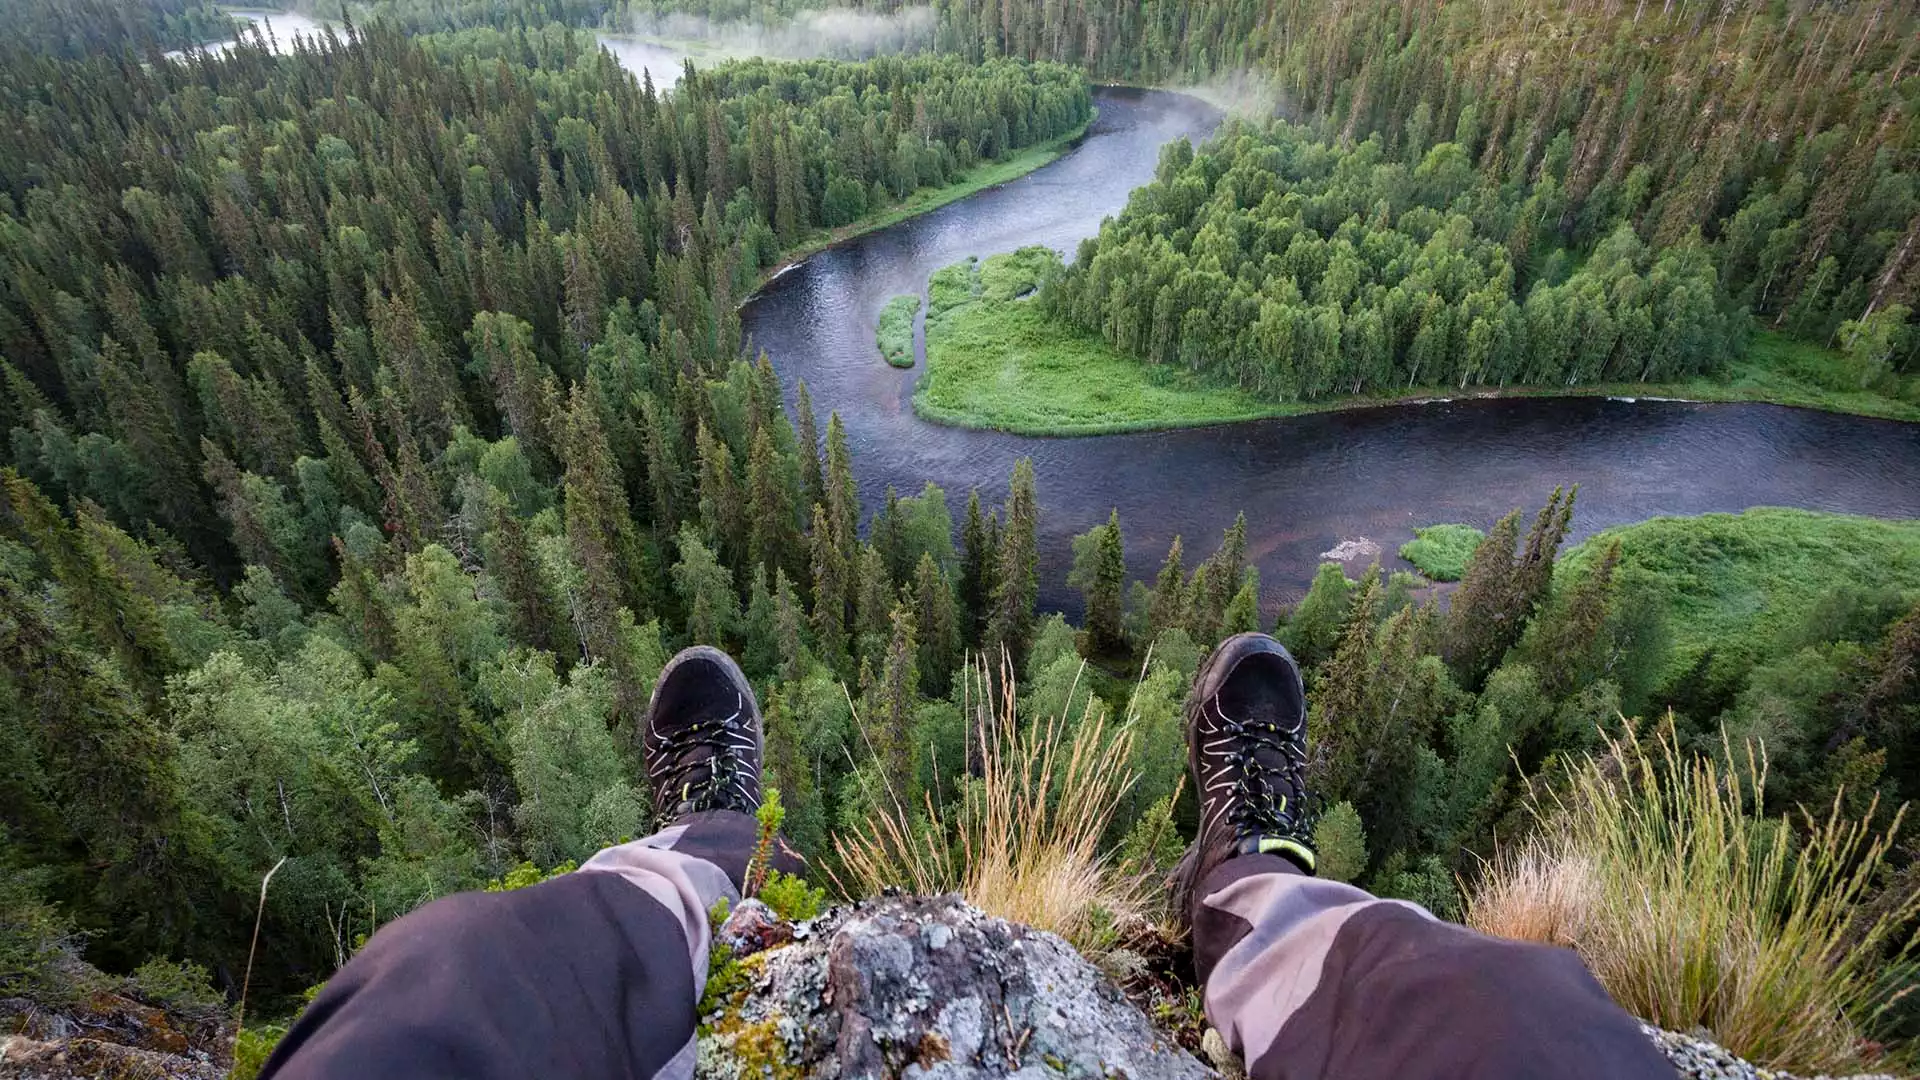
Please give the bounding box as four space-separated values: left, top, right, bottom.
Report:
174 34 1920 613
738 88 1920 613
189 13 699 89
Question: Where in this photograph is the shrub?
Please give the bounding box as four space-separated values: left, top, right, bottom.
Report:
1398 524 1485 581
833 651 1144 954
1467 724 1920 1074
1312 801 1368 884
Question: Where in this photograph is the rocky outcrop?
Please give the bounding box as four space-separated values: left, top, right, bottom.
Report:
1645 1026 1898 1080
0 966 233 1080
698 895 1210 1080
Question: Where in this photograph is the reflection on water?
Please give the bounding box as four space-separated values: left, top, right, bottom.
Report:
735 88 1920 614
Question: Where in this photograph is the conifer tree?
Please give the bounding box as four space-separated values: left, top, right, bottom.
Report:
1148 536 1187 640
741 565 779 680
672 525 739 650
808 503 849 675
853 544 893 663
694 421 743 568
1074 509 1129 657
639 393 685 535
794 379 825 514
1223 570 1261 636
562 384 649 661
987 459 1039 671
772 566 809 684
875 485 908 584
484 497 576 661
1525 538 1621 698
1444 509 1524 689
0 570 207 967
914 552 958 697
1282 561 1353 667
871 605 919 782
824 412 858 565
958 489 996 646
329 537 397 663
4 472 181 711
746 426 795 580
1314 565 1383 802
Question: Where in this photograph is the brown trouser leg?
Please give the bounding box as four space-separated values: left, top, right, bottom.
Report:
1194 854 1677 1080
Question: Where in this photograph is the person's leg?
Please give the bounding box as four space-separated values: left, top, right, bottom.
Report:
1175 634 1674 1080
264 647 796 1080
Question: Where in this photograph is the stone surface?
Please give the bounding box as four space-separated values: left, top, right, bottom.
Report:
697 894 1212 1080
0 975 234 1080
1644 1026 1897 1080
0 1034 226 1080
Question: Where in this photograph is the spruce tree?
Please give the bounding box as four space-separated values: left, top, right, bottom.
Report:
3 471 180 711
1525 538 1621 698
875 485 908 584
773 566 809 684
562 384 649 661
672 525 739 650
1223 570 1261 636
1148 536 1187 640
746 426 795 581
824 412 858 566
808 503 849 676
914 552 958 697
853 544 893 664
0 571 208 968
742 565 779 680
958 489 996 647
1444 509 1524 689
987 459 1039 671
794 379 825 515
694 421 744 568
1076 509 1129 657
871 605 919 783
484 497 576 661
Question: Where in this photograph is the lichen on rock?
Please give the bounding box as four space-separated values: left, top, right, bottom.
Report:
695 894 1211 1080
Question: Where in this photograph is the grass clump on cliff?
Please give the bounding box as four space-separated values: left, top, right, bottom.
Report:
833 652 1146 954
1555 509 1920 684
876 294 919 368
915 248 1295 435
1398 524 1485 581
1467 726 1920 1075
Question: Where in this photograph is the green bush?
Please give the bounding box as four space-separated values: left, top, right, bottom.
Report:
0 871 89 1006
128 958 228 1016
1399 524 1486 581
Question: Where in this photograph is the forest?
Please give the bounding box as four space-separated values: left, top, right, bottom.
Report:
652 0 1920 390
0 0 1918 1073
0 11 1092 993
1043 124 1745 398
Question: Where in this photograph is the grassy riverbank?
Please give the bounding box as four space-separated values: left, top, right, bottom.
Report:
752 115 1095 296
916 251 1920 434
876 294 920 368
1556 509 1920 682
917 249 1293 434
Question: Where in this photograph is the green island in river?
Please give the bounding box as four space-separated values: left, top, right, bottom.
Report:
915 248 1920 435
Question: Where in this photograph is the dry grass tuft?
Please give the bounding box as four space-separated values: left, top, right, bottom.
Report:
1467 721 1920 1075
832 650 1146 954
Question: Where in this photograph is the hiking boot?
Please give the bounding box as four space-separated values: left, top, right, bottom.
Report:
643 646 763 823
1173 633 1316 921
